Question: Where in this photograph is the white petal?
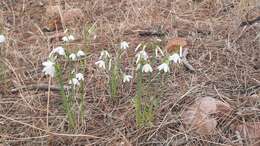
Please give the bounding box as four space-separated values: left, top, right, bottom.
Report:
62 36 69 42
42 60 55 77
157 63 170 73
135 50 148 63
62 35 75 42
142 64 153 73
120 41 129 50
69 78 80 86
95 60 106 69
123 74 133 82
169 53 181 63
69 53 77 60
68 35 75 41
52 46 66 56
0 35 6 43
77 50 85 57
75 73 84 81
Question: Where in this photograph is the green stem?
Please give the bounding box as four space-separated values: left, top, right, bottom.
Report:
55 64 75 128
135 70 143 127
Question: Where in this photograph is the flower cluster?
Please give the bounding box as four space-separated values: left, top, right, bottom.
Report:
62 35 75 43
69 73 84 86
95 41 133 83
42 46 85 78
135 44 181 74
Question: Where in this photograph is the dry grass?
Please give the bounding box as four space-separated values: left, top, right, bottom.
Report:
0 0 260 145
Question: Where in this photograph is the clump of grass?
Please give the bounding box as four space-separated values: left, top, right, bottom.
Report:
42 43 87 129
95 39 183 127
95 41 131 101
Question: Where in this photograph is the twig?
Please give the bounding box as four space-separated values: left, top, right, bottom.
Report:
182 48 195 72
11 83 70 92
0 113 106 140
46 77 51 130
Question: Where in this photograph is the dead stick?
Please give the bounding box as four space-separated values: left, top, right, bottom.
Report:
182 48 195 72
11 83 70 92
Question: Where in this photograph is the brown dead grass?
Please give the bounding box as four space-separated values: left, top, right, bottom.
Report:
0 0 260 145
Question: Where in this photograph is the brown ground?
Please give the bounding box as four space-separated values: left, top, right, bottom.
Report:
0 0 260 145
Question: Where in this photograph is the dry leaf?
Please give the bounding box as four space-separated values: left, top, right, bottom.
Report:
182 106 217 135
63 8 84 24
165 37 187 53
236 122 260 140
182 97 232 135
196 97 232 115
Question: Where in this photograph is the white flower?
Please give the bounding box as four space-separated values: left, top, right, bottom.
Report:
0 35 6 43
42 60 55 77
169 53 181 63
77 50 85 57
62 35 75 42
69 53 77 60
120 41 129 50
142 63 153 73
95 60 106 69
135 50 148 63
155 46 164 57
50 46 66 56
75 73 84 81
123 74 133 82
157 63 170 73
99 50 110 59
69 78 80 86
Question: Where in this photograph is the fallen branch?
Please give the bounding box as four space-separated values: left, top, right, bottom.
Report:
182 48 196 72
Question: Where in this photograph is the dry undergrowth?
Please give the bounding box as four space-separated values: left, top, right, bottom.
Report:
0 0 259 145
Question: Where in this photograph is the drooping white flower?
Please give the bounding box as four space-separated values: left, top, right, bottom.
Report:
135 50 148 63
99 50 110 59
157 63 170 73
69 53 77 60
95 60 106 69
50 46 66 56
155 46 164 57
123 74 133 83
0 35 6 43
120 41 129 50
142 63 153 73
77 50 85 57
42 60 55 77
62 35 75 42
75 73 84 81
69 78 80 86
169 53 181 63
